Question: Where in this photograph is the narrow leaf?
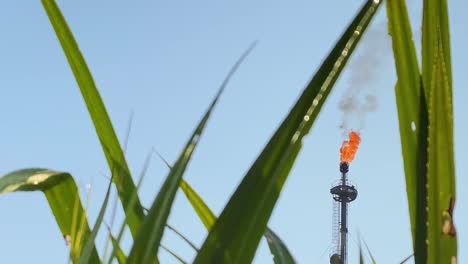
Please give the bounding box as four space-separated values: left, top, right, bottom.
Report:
0 169 100 263
426 35 457 264
194 1 381 263
362 239 377 264
79 179 113 264
108 232 127 264
180 179 216 229
180 179 296 264
160 244 188 264
107 150 153 264
103 113 134 261
400 254 413 264
385 1 428 262
422 0 452 98
166 224 199 252
264 229 296 264
41 0 144 237
127 43 255 264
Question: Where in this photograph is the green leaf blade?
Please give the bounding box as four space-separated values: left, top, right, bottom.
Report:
264 229 296 264
180 179 296 264
109 232 127 264
107 151 153 264
126 89 216 264
180 179 216 230
0 169 100 263
385 1 428 262
79 180 113 264
426 36 457 264
127 44 254 264
422 0 452 98
41 0 144 237
194 1 381 263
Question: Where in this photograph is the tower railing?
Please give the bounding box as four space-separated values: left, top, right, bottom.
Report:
329 162 358 264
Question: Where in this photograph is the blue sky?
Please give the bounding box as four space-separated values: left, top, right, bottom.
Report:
1 1 467 263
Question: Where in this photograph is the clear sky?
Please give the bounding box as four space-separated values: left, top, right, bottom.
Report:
1 1 467 263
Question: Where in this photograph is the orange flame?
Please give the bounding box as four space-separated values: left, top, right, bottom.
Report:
340 131 361 163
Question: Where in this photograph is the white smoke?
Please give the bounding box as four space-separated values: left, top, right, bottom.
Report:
339 21 392 133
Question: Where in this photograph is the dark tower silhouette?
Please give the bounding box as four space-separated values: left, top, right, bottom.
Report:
329 162 358 264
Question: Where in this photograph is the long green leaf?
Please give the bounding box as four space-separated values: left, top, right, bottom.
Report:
41 0 144 237
194 1 381 263
0 169 100 263
155 86 293 263
102 113 134 262
422 0 452 99
385 1 428 262
362 239 377 264
127 44 255 264
179 179 216 229
264 229 296 264
108 150 153 264
79 179 113 264
422 1 457 262
166 224 199 252
160 244 188 264
426 35 457 264
179 179 296 263
108 231 127 264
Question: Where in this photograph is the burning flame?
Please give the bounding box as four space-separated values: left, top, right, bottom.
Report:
340 131 361 163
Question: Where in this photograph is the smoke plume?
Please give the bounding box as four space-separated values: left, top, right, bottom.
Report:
339 21 391 133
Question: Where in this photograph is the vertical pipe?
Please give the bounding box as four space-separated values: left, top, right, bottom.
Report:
340 171 347 264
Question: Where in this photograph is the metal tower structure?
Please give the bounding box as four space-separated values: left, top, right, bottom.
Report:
329 162 358 264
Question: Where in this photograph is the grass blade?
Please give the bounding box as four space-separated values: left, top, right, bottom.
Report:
422 0 452 99
103 113 134 261
127 43 255 264
362 239 377 264
41 0 144 237
111 238 127 264
194 1 381 263
400 254 413 264
160 151 211 253
0 169 100 263
426 36 457 264
180 179 296 264
166 224 199 252
179 179 216 229
160 244 187 264
107 150 153 264
107 229 127 264
264 229 296 264
160 244 188 264
388 0 456 262
385 1 428 262
79 178 113 264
